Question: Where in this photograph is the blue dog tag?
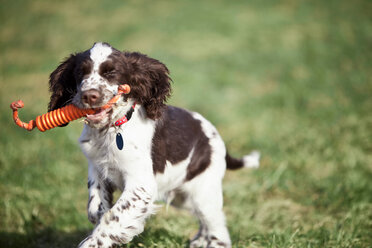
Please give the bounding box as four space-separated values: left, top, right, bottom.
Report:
116 133 124 150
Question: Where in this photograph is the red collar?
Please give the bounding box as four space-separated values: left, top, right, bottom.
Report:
113 103 136 127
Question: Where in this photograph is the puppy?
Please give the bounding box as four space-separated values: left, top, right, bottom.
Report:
48 42 260 248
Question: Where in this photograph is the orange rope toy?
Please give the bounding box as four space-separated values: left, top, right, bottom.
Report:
10 84 131 132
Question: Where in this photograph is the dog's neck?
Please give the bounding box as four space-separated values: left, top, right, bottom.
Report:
112 102 136 127
85 101 149 137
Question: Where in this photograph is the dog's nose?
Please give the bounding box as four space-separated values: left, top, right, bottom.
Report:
82 89 101 106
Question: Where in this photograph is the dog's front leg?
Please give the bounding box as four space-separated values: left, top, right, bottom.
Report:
87 163 114 225
79 179 156 248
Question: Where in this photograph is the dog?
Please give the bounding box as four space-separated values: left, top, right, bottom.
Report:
48 42 260 248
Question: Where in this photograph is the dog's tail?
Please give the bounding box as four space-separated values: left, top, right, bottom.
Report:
225 151 260 170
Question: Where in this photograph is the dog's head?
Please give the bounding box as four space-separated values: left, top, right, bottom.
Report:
48 42 171 129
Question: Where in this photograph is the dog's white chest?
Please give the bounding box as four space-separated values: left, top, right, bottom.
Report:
79 115 157 188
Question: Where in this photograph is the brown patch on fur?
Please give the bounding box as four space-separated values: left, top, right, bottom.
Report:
48 54 77 112
97 239 103 246
103 179 115 207
121 201 131 210
151 106 211 180
48 51 92 112
133 191 141 200
109 51 172 119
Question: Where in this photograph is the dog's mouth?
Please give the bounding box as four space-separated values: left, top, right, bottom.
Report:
85 106 113 124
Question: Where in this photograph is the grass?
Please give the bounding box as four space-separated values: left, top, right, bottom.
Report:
1 0 371 247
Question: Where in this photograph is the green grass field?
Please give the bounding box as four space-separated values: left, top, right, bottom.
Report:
1 0 371 247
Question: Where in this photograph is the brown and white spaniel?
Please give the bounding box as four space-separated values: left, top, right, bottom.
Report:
48 42 260 248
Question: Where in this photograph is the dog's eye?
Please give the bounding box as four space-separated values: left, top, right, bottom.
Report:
99 61 116 78
103 69 116 77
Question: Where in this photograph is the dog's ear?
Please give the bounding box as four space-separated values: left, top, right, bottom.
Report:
123 52 171 120
48 54 77 112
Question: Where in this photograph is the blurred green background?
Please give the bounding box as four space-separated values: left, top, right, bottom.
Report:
1 0 371 247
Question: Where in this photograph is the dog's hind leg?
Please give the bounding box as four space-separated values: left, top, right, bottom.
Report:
183 166 231 248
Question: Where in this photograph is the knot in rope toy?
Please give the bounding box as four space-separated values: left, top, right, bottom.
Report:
10 84 131 132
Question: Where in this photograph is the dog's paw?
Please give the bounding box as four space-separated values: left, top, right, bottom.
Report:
207 236 231 248
190 235 208 248
190 234 231 248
